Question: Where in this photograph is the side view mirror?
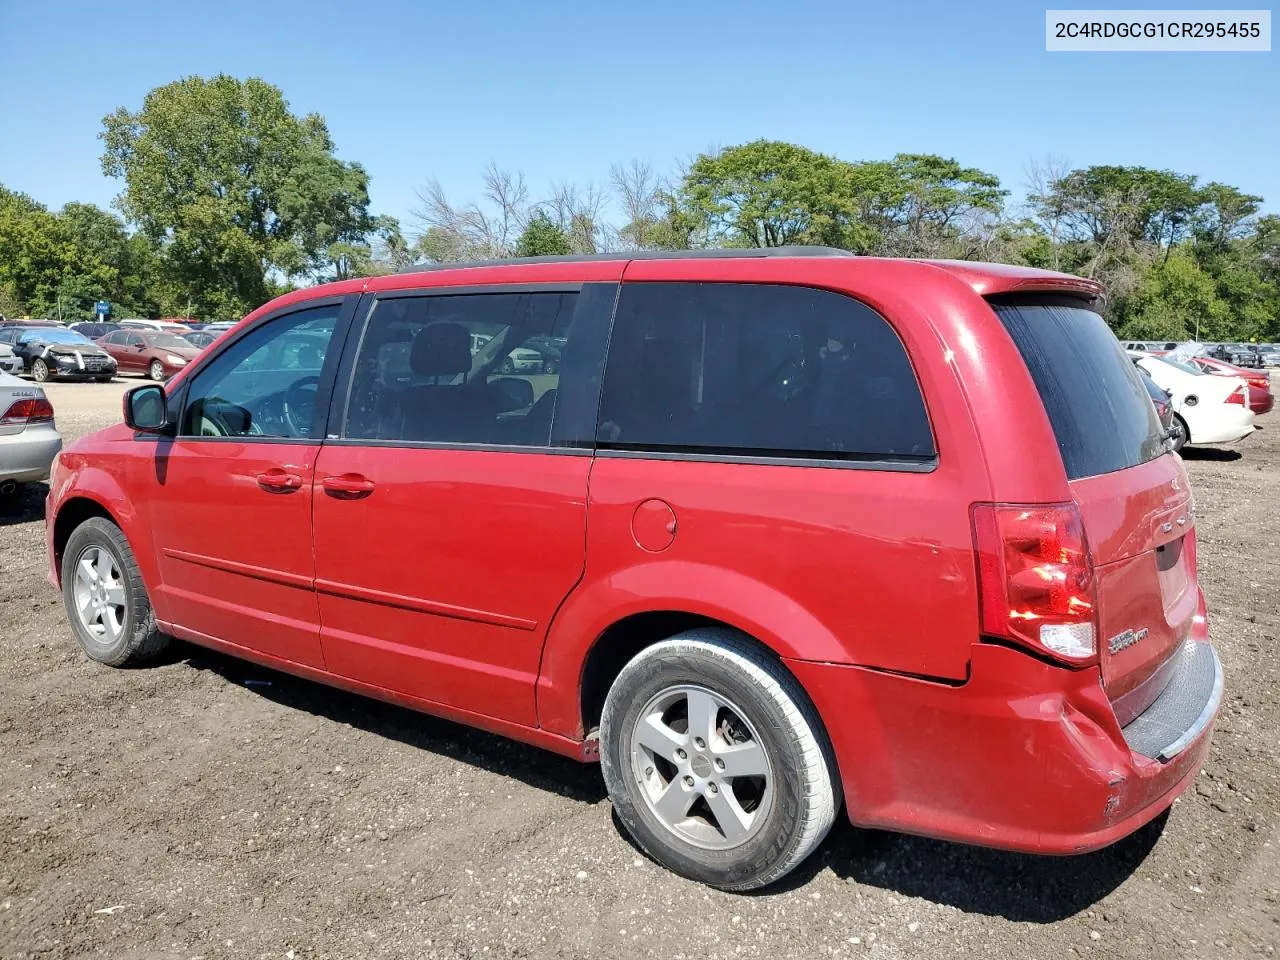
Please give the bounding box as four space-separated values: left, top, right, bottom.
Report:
488 376 535 413
123 383 172 434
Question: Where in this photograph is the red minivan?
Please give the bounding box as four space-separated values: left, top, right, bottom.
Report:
45 249 1222 890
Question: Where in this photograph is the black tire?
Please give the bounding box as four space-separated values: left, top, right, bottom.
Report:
149 359 165 381
62 517 169 667
95 377 113 383
600 628 840 891
1170 413 1189 453
500 357 515 374
31 358 50 382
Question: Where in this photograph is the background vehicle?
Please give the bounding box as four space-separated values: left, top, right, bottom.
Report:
97 329 201 380
70 321 122 340
0 318 60 328
120 318 194 334
0 326 117 382
0 343 22 375
1137 366 1176 436
47 252 1222 892
1259 344 1280 366
0 372 61 498
1188 355 1274 415
1207 342 1264 368
1130 351 1255 450
181 330 219 349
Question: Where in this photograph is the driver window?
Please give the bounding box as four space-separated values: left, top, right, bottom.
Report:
180 305 339 439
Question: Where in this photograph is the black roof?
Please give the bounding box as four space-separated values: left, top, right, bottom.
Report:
396 246 855 274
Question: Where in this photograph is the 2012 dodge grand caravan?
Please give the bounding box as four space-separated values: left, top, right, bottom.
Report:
45 248 1223 890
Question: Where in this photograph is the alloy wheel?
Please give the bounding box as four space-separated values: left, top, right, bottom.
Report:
629 684 773 850
72 546 127 645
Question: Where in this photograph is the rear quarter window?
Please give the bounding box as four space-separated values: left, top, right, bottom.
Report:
990 297 1166 480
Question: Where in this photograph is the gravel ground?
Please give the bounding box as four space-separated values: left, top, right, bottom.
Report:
0 378 1276 960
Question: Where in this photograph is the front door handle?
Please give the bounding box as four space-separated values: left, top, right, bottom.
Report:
322 474 375 497
256 469 303 492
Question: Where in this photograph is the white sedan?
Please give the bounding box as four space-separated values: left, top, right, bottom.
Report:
1129 351 1256 451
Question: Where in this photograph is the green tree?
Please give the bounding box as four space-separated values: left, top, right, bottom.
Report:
678 140 854 248
515 212 571 257
101 75 374 317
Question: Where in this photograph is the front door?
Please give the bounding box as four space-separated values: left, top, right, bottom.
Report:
310 284 614 725
147 299 352 668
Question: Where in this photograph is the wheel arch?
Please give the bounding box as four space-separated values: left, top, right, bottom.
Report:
49 481 167 623
536 561 851 742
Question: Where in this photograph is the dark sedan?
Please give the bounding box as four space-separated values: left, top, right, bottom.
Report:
0 326 117 382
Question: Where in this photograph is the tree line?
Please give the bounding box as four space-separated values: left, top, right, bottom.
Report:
1 74 1276 342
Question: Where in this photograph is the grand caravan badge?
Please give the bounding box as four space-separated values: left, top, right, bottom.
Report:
1108 627 1149 655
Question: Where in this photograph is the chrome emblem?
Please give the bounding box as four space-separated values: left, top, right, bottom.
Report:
1108 627 1150 655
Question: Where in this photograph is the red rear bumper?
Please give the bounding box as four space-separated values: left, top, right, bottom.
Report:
788 637 1219 855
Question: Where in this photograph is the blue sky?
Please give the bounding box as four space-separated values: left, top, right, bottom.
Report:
2 0 1276 231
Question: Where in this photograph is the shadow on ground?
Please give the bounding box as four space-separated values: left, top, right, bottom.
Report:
0 483 48 527
1181 447 1244 462
181 644 607 806
176 642 1162 922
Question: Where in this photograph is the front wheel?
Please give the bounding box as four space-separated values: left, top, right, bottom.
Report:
600 629 840 891
149 359 165 381
31 358 50 382
62 517 170 667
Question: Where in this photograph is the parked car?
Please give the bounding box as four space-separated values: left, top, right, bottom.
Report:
0 326 117 382
181 331 219 349
1130 352 1255 450
1259 343 1280 366
202 321 238 335
1187 355 1274 415
70 321 122 340
1136 365 1175 436
523 334 568 373
0 342 22 375
0 318 61 328
46 250 1222 891
1122 340 1178 353
1206 342 1264 368
0 371 61 498
119 318 194 334
97 329 201 381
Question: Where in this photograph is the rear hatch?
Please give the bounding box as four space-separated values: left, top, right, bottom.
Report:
991 297 1196 720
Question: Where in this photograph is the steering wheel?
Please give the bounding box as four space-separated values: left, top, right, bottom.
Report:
283 375 321 437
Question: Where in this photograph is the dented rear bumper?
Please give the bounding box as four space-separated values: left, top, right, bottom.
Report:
787 634 1221 855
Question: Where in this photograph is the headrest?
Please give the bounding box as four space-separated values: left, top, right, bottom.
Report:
410 322 473 377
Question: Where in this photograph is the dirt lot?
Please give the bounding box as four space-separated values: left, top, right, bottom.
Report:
1 378 1277 960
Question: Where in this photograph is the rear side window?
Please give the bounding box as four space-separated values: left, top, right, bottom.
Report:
991 297 1165 480
596 282 935 464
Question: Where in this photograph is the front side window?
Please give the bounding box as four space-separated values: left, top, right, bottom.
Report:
343 291 578 446
595 282 935 463
180 305 339 439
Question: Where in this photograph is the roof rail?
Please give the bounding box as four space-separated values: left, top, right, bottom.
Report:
395 246 855 274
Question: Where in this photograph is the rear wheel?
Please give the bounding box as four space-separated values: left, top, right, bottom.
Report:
31 358 49 382
149 359 165 381
600 628 839 891
1169 413 1189 453
62 517 169 667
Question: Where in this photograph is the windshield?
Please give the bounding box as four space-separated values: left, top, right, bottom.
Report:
21 329 94 345
150 334 193 350
1156 356 1204 376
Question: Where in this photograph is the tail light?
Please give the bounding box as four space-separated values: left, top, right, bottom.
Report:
1248 377 1269 391
1225 386 1246 405
0 397 54 425
972 503 1097 664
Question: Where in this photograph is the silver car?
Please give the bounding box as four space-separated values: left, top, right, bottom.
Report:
0 343 22 375
0 371 62 496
